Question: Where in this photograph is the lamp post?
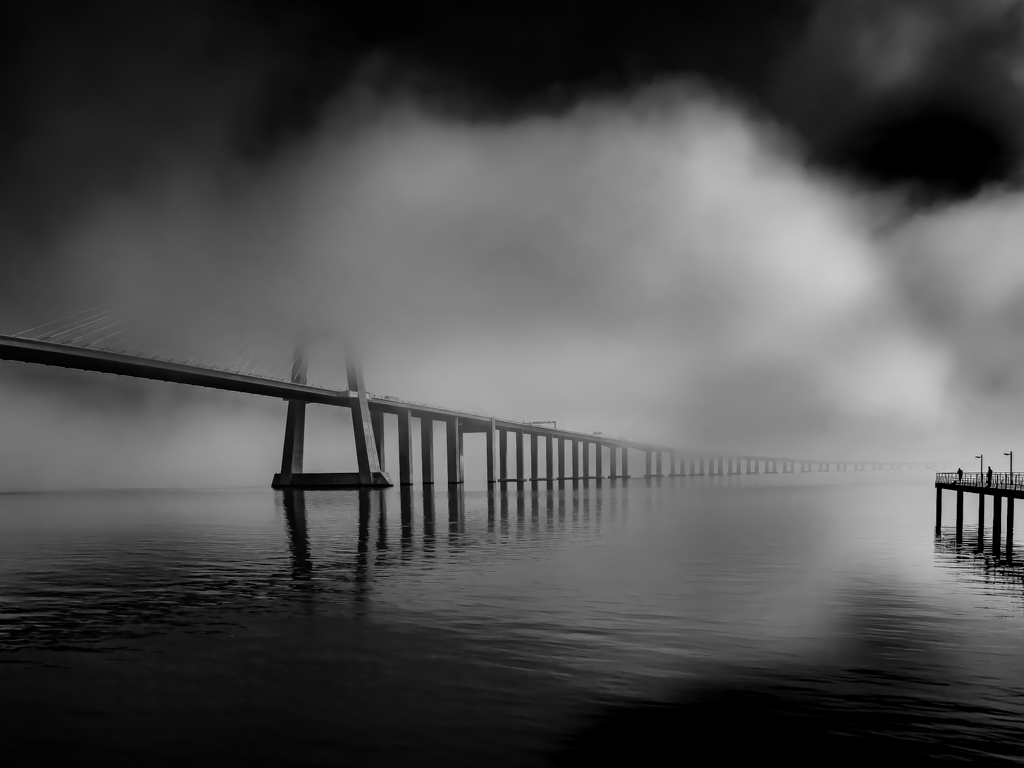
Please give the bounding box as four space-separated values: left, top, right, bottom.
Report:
1006 451 1014 482
976 455 983 478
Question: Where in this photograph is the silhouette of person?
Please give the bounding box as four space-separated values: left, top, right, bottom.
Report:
987 466 993 487
957 468 963 484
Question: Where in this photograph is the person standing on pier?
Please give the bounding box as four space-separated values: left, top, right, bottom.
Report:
987 466 993 487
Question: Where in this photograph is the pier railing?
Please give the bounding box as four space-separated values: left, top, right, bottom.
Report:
936 472 1024 492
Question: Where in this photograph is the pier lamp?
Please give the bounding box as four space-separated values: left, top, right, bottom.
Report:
1006 451 1013 477
976 455 983 476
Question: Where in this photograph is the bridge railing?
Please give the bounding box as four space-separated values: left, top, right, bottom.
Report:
936 472 1024 492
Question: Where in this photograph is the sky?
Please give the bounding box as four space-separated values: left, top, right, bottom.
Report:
2 0 1024 489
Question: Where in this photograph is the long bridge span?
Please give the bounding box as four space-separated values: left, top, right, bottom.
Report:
0 327 943 489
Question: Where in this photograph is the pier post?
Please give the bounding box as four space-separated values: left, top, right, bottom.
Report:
994 495 1003 555
1008 498 1015 560
558 437 566 480
646 451 652 478
486 418 498 484
516 430 525 482
421 418 434 484
398 409 414 485
583 440 590 479
499 429 508 481
956 491 964 538
935 487 942 528
371 407 385 471
571 439 579 479
531 433 539 481
546 434 554 481
446 418 463 484
596 444 604 479
978 495 985 550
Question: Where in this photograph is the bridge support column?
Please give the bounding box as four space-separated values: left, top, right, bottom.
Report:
935 487 942 528
572 439 579 479
646 451 652 478
499 429 508 481
421 418 434 484
622 447 629 479
347 358 389 486
557 438 565 480
447 418 463 484
516 430 525 482
272 355 308 489
656 451 662 478
486 418 498 484
956 490 964 538
546 434 554 481
596 444 604 479
609 445 618 479
530 433 539 481
371 407 385 472
275 399 306 485
398 409 413 485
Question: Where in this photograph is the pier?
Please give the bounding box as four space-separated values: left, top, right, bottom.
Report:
935 472 1019 558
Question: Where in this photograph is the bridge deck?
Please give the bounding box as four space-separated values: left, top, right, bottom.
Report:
0 334 669 453
0 333 937 468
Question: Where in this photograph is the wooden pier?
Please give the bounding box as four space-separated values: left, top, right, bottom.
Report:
935 472 1019 557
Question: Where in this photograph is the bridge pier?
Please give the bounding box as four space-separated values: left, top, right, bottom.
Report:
446 418 463 484
499 429 508 482
272 355 391 489
583 440 591 480
371 408 385 472
622 447 629 479
558 437 566 480
646 451 652 478
656 451 662 478
486 418 498 484
516 430 525 482
421 418 434 484
596 443 604 479
546 434 554 482
530 433 539 482
956 490 964 539
398 409 413 485
609 445 618 479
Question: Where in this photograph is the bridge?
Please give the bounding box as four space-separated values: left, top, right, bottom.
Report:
0 308 939 489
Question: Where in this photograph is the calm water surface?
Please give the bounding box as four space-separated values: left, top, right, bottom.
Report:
1 473 1023 764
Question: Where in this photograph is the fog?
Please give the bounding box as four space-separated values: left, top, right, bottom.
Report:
3 1 1024 489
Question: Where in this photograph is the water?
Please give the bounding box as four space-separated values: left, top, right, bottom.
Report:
1 473 1023 764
